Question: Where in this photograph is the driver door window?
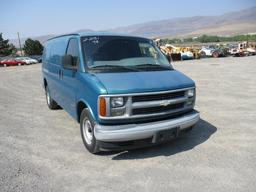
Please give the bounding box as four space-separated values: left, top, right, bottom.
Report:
66 38 80 67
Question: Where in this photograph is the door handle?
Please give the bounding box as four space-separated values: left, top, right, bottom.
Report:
58 70 61 79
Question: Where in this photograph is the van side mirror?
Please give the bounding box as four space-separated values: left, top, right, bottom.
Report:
62 54 77 70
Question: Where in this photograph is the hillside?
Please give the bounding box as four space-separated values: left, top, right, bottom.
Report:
110 6 256 37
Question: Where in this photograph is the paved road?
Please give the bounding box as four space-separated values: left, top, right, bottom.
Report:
0 56 255 192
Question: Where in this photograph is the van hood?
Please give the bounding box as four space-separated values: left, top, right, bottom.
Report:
93 70 195 94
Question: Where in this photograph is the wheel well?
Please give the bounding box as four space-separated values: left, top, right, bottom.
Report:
77 101 88 122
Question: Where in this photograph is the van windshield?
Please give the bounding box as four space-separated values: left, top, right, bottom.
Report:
81 36 172 71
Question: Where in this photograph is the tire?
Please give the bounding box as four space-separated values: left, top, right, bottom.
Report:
45 85 59 110
80 109 100 154
212 51 219 58
239 52 245 57
200 51 206 58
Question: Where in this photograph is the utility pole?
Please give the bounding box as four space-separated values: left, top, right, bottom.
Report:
17 32 23 56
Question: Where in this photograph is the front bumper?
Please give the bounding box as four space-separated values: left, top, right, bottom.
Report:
94 110 199 142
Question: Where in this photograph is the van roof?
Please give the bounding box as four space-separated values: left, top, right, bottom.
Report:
47 32 146 41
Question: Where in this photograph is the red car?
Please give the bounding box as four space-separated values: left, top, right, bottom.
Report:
0 59 26 67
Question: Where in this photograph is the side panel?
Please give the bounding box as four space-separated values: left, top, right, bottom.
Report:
42 36 70 106
59 69 78 117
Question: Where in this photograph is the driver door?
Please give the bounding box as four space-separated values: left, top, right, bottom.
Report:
59 38 80 116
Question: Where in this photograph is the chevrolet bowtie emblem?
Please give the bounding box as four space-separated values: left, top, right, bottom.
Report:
160 100 171 106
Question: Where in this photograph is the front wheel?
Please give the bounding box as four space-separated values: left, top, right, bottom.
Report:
80 109 100 154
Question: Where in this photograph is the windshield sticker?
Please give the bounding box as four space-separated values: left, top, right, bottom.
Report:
83 36 99 44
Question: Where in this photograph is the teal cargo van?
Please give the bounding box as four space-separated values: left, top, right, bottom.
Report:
42 32 200 153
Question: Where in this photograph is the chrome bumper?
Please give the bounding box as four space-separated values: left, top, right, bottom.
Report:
94 111 200 142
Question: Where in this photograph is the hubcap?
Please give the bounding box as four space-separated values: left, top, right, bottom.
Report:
82 119 93 145
46 90 51 105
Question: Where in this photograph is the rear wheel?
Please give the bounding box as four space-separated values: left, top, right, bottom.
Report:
80 109 100 154
45 85 59 109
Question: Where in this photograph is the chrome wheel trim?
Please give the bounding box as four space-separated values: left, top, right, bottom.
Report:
46 89 51 105
82 118 93 145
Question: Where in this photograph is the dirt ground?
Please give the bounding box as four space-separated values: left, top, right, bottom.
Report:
0 56 255 192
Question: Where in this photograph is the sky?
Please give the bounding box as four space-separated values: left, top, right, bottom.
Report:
0 0 255 39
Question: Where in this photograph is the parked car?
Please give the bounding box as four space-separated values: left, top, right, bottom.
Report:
0 58 26 67
227 42 256 57
16 57 38 64
199 46 214 57
199 46 227 58
228 45 245 57
30 55 42 63
181 51 194 60
42 33 200 153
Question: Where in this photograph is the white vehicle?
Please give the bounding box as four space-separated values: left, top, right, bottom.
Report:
181 51 194 60
228 42 256 56
246 47 256 55
199 46 214 57
16 57 38 65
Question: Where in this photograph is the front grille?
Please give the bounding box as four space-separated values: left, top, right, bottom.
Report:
130 89 189 117
132 91 185 102
99 88 194 123
132 103 184 115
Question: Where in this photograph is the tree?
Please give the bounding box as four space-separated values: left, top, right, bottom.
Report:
23 38 43 55
0 33 16 56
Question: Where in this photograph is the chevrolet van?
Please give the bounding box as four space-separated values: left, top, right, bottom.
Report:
42 33 200 153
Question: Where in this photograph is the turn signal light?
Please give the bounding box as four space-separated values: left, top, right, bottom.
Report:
99 97 106 117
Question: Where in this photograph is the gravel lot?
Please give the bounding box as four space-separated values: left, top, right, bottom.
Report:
0 56 255 192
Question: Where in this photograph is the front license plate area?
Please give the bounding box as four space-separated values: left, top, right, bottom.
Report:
154 127 179 143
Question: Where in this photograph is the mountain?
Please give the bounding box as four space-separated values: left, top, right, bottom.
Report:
110 6 256 37
10 7 256 47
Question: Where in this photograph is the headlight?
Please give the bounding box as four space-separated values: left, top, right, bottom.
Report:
110 97 124 108
186 88 195 106
99 96 127 118
187 89 195 98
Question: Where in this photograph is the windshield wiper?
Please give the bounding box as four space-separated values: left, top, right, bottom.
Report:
90 65 139 72
135 64 172 70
